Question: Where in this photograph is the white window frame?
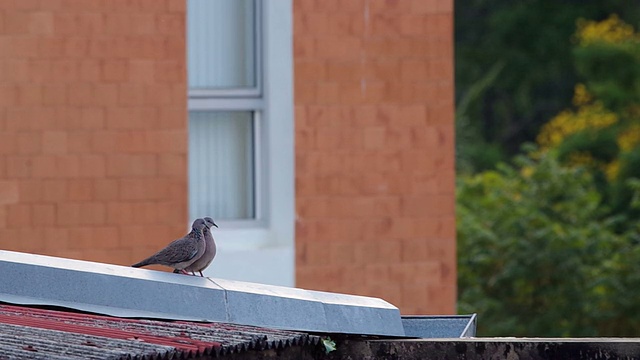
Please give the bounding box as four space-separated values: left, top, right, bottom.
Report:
187 0 294 286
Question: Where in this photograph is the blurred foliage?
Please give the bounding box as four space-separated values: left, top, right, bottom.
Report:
455 1 640 173
457 152 640 336
457 15 640 336
537 15 640 223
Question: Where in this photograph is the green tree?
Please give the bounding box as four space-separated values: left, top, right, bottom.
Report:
455 0 640 173
457 152 640 336
537 15 640 227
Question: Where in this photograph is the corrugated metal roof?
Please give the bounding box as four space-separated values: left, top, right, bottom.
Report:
0 304 320 359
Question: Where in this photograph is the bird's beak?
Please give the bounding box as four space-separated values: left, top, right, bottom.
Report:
212 222 218 228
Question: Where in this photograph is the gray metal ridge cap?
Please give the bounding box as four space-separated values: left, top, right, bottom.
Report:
211 278 398 308
211 278 404 336
0 250 405 336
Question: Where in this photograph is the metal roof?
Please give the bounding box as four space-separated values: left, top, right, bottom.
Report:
0 304 319 359
0 250 405 337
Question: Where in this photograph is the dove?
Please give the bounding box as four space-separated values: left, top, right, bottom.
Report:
176 217 218 277
132 218 207 274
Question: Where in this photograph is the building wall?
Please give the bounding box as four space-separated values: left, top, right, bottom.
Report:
293 0 456 314
0 1 188 267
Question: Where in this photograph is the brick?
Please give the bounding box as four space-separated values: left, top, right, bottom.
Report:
166 0 185 12
52 13 78 35
16 84 43 106
106 154 158 177
69 226 119 250
156 13 184 35
94 179 119 200
42 131 68 154
327 13 365 36
158 107 186 129
293 36 315 59
91 131 117 153
149 130 186 154
129 59 156 84
42 179 68 202
33 204 56 226
0 181 19 205
57 202 106 226
400 285 429 314
0 133 18 154
315 37 362 60
4 11 29 34
10 227 45 253
2 60 29 81
66 132 91 153
6 203 31 227
30 156 57 178
295 60 326 82
105 202 134 225
76 12 104 34
157 154 185 177
104 13 132 35
118 84 146 106
80 108 106 129
363 60 401 81
78 155 106 178
38 37 65 59
315 82 340 104
78 60 101 81
16 132 41 155
0 157 5 179
41 227 69 251
93 84 119 106
5 37 39 57
87 38 111 58
164 36 185 60
67 83 95 107
57 155 80 178
102 59 129 82
42 85 68 106
68 179 93 201
154 60 185 82
327 241 355 265
362 126 386 149
121 225 176 248
370 14 402 36
16 180 43 203
119 179 170 201
29 12 54 35
130 14 156 34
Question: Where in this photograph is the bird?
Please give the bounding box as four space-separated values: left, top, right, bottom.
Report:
175 217 218 277
132 218 207 274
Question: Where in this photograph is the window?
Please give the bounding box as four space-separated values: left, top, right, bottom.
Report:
186 0 294 285
187 0 262 222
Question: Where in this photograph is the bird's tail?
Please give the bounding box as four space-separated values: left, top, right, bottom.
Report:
131 258 152 268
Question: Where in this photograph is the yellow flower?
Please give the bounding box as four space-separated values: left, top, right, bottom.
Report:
572 84 592 106
576 14 637 46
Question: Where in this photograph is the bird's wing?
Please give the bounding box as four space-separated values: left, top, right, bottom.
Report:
156 235 199 264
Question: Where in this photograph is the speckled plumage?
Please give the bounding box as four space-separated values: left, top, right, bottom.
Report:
132 218 207 271
181 217 217 276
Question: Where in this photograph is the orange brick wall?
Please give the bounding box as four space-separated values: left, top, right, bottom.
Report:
0 1 188 266
293 0 456 314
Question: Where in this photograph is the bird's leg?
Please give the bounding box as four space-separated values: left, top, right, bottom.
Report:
199 271 204 277
180 269 189 275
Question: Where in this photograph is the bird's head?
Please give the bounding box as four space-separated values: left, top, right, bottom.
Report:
192 218 207 230
204 217 218 229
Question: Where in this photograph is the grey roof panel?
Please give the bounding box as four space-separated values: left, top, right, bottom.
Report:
0 250 405 336
401 315 477 338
